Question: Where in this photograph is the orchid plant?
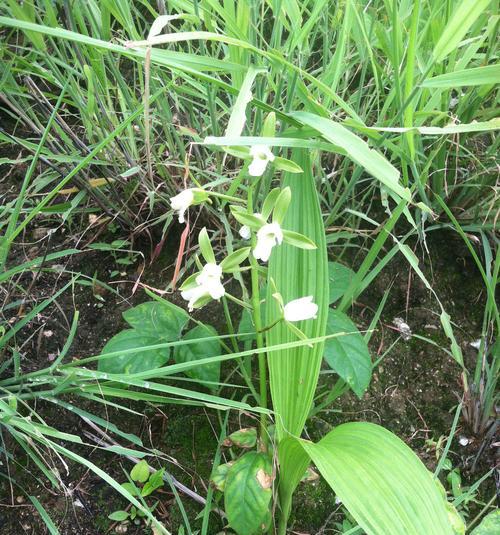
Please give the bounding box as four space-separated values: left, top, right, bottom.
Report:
163 140 459 535
95 102 461 532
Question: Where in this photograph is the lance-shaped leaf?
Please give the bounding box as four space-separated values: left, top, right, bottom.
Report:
291 112 410 201
265 149 329 441
432 0 491 63
220 247 251 272
198 227 216 264
279 422 453 535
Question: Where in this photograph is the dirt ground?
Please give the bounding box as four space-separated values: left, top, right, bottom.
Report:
0 202 498 534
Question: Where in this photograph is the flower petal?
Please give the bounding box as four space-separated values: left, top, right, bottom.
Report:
284 296 318 322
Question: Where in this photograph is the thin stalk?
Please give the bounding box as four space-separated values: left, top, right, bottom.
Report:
144 45 153 187
402 0 420 184
248 186 268 449
222 296 260 403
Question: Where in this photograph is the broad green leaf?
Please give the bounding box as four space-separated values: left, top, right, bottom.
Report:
121 482 140 497
238 307 256 342
98 330 170 374
224 452 273 535
433 0 491 62
123 301 189 340
130 460 150 483
173 324 221 387
223 427 257 449
291 112 410 201
471 510 500 535
280 423 453 535
422 65 500 88
323 309 371 397
266 149 329 441
328 261 355 303
211 461 234 491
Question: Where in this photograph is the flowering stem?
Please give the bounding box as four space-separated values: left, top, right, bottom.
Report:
224 292 251 310
248 186 268 449
205 191 246 204
258 318 282 334
222 296 260 403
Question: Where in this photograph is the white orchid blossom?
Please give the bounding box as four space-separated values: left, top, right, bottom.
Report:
170 188 209 224
170 189 194 224
239 225 251 240
239 212 263 240
253 223 283 262
248 145 275 177
180 262 225 311
283 296 318 322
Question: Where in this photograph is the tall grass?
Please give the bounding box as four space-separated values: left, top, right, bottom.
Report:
1 0 498 231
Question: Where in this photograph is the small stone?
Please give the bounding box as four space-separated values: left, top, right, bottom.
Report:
393 317 412 341
459 436 470 447
470 339 482 350
15 495 25 504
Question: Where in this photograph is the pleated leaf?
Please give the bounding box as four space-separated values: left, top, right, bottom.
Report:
280 422 453 535
265 149 329 441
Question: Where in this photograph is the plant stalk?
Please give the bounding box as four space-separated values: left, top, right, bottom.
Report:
248 186 268 449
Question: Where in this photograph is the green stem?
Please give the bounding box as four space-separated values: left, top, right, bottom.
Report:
248 186 268 449
222 296 260 403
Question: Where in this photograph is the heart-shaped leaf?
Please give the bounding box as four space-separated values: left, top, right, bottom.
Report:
324 309 371 397
224 452 273 535
328 261 355 304
173 324 221 387
123 300 189 340
98 329 170 374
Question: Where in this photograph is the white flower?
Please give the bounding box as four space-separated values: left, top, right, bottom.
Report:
180 262 225 311
284 296 318 322
253 223 283 262
180 285 208 311
170 189 194 224
239 225 251 240
195 263 224 298
248 145 275 177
